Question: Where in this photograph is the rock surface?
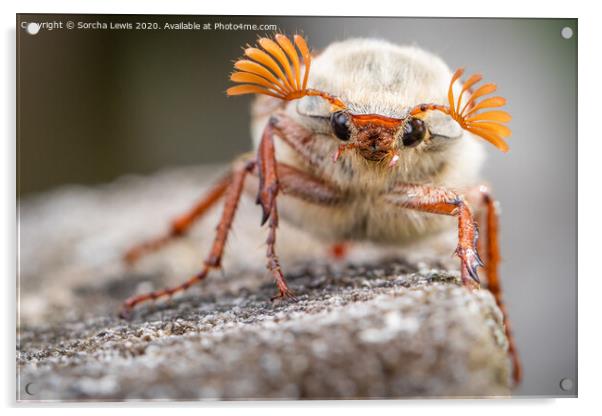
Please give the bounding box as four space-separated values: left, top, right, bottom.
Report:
17 165 512 401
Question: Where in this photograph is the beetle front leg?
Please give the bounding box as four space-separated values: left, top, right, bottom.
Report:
385 183 483 288
386 183 522 385
259 160 344 299
255 117 298 300
256 116 345 299
465 186 502 295
266 203 297 300
267 111 328 169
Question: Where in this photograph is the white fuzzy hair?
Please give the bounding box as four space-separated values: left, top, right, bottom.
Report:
248 38 486 244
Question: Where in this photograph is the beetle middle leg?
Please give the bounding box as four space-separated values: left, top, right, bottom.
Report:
466 185 522 385
123 171 233 264
119 159 255 318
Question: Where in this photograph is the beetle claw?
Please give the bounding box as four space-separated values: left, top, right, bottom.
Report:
456 246 482 286
271 288 298 302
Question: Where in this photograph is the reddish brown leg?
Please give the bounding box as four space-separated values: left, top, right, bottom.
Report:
119 160 255 318
388 183 521 385
266 203 297 300
260 159 345 295
275 162 343 205
122 112 317 265
255 118 304 299
260 163 343 298
267 111 327 169
254 114 345 297
329 242 350 260
123 172 232 264
385 184 483 288
121 113 340 316
468 185 522 385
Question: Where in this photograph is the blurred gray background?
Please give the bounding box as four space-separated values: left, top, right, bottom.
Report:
17 15 577 397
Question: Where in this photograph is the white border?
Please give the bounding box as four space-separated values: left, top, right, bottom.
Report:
3 0 600 414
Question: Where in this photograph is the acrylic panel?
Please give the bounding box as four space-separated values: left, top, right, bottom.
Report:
16 15 577 401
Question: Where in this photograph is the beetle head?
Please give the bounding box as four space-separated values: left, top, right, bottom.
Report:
227 34 512 160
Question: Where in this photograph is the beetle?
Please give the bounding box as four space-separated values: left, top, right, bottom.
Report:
119 34 520 384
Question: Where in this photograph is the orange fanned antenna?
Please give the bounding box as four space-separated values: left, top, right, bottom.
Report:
227 34 346 109
447 68 512 152
436 68 512 152
227 34 313 101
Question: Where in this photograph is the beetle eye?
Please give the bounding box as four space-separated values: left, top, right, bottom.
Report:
330 111 351 141
402 118 427 147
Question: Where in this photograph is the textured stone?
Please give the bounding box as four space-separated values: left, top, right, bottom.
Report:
17 165 511 401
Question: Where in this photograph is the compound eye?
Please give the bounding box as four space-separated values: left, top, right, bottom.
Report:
330 111 351 141
402 118 427 147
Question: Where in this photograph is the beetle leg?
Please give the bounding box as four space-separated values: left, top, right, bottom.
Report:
253 156 345 298
385 184 482 288
465 185 522 385
463 186 501 293
121 111 338 313
123 112 319 264
256 116 345 299
386 183 521 385
255 120 292 299
274 162 343 205
266 202 297 301
329 242 350 260
256 119 307 299
267 111 327 169
254 111 341 224
119 160 255 318
266 162 344 299
123 171 232 265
